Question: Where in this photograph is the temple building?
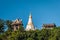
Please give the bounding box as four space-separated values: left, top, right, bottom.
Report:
25 13 35 31
11 19 23 31
42 24 56 29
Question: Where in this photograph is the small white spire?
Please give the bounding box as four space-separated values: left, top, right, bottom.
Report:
29 12 32 18
25 12 35 31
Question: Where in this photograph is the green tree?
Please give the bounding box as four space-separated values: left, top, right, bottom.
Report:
6 20 12 31
49 27 60 40
0 19 5 33
27 38 34 40
19 25 24 32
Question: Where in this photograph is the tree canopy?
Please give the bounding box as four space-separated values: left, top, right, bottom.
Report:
0 19 60 40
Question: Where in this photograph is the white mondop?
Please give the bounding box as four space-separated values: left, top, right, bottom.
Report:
25 13 35 31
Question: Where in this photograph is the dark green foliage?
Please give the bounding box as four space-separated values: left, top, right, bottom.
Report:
19 25 24 32
0 19 60 40
0 27 60 40
5 20 12 31
27 38 34 40
0 19 5 33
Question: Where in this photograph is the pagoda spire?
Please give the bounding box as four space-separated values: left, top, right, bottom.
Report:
25 12 35 31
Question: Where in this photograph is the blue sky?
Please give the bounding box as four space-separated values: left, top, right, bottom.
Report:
0 0 60 29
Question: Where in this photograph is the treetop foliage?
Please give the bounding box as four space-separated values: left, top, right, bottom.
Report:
0 19 60 40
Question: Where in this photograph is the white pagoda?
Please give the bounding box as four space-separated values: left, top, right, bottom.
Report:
25 13 35 31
